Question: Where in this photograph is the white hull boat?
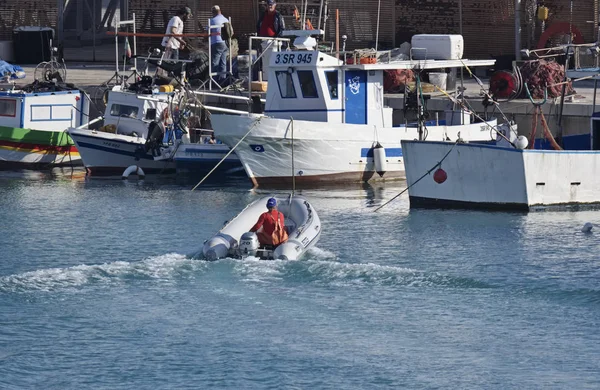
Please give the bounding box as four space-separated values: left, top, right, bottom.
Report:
68 128 177 175
202 195 321 260
402 139 600 211
68 87 242 176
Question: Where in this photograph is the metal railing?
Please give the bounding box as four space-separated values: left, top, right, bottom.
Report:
247 35 291 101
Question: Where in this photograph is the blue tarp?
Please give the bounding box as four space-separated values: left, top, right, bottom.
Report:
0 60 26 80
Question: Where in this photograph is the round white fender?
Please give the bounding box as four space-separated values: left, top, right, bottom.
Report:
373 142 387 177
122 165 145 179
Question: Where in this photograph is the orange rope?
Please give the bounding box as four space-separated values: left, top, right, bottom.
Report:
528 107 562 150
528 109 538 149
106 31 219 38
539 110 563 150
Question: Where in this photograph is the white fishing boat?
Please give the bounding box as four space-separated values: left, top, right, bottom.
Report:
68 86 179 174
211 31 501 187
67 17 242 177
401 43 600 211
68 85 242 176
202 195 321 261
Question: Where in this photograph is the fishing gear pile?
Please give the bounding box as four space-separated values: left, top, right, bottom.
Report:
519 59 574 99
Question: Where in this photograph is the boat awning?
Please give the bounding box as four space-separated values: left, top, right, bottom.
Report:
345 59 496 70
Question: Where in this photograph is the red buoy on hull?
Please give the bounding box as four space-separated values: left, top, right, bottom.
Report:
433 167 447 184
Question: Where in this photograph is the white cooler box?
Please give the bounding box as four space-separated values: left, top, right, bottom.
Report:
410 34 464 60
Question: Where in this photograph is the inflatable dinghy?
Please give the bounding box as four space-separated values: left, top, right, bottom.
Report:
202 195 321 260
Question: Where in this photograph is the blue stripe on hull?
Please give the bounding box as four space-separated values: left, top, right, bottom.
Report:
360 147 403 158
75 141 155 160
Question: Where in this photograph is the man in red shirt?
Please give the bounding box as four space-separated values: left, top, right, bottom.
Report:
256 0 285 38
250 197 288 247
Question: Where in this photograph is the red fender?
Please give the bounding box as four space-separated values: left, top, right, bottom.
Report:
537 22 584 49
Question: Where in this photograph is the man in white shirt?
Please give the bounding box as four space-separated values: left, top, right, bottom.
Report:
161 7 192 62
209 5 230 86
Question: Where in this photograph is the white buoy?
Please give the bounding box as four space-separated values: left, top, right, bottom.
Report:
122 165 145 180
515 135 529 149
373 142 387 177
582 222 593 233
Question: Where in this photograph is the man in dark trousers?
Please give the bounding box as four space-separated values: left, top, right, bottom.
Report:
256 0 285 81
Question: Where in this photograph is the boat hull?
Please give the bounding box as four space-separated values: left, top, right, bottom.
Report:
173 143 244 177
402 140 600 210
68 129 176 175
211 114 497 187
0 126 81 167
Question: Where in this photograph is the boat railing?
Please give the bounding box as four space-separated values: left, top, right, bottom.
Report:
522 43 600 70
247 35 292 101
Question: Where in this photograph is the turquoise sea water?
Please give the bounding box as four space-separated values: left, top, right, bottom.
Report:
1 168 600 389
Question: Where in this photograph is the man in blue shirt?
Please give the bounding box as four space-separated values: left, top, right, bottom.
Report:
209 5 230 86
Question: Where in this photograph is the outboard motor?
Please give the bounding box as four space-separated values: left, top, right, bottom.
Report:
144 121 165 157
238 232 260 257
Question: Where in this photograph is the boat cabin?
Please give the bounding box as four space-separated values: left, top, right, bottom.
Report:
0 89 88 130
266 47 393 127
103 86 172 138
265 31 495 128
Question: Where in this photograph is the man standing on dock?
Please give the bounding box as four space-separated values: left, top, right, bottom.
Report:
209 5 231 86
256 0 285 81
161 7 192 62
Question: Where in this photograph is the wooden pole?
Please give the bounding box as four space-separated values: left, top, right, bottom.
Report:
336 9 339 59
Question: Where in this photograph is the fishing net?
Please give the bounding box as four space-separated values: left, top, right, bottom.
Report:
384 69 415 93
519 59 574 99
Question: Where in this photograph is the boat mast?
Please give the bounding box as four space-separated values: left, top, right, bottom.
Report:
417 75 424 141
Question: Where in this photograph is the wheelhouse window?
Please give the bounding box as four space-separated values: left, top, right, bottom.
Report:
297 70 318 98
325 71 339 99
275 71 297 98
145 108 157 120
110 104 139 118
0 99 17 117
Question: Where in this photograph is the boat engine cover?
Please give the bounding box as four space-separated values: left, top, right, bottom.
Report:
239 232 260 257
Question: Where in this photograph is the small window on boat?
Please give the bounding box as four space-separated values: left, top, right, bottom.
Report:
297 70 318 98
145 108 157 120
325 71 338 99
275 71 297 98
0 99 16 117
110 104 139 118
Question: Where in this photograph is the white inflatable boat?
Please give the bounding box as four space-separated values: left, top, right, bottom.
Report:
202 195 321 260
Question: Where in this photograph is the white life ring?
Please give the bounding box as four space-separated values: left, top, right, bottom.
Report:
122 165 145 179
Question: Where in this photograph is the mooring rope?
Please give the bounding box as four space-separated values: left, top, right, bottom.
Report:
191 117 261 191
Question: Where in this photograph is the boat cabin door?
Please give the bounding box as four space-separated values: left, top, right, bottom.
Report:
344 70 367 124
592 113 600 150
